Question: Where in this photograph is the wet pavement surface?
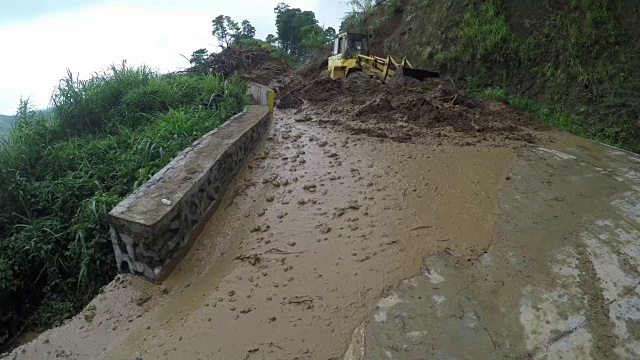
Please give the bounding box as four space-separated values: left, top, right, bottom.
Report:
4 110 640 360
352 137 640 360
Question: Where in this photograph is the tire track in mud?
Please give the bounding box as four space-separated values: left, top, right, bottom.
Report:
575 243 618 358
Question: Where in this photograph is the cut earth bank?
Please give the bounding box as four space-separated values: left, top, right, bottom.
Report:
5 77 640 359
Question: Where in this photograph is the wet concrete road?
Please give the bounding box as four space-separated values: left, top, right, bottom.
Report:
4 111 640 360
352 139 640 360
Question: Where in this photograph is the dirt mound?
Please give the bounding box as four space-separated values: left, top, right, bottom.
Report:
276 93 304 109
296 46 331 81
191 46 293 86
278 74 548 145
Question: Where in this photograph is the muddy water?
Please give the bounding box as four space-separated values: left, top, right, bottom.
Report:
5 110 516 360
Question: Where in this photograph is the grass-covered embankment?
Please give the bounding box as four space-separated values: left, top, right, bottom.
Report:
0 63 247 347
438 0 640 151
342 0 640 152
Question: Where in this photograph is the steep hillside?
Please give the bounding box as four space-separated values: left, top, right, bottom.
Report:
0 115 15 135
343 0 640 152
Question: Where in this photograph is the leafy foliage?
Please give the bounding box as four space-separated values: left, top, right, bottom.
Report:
346 0 377 14
211 15 256 49
240 20 256 41
273 3 334 58
479 87 591 140
265 34 277 45
0 114 15 135
0 65 247 347
438 0 640 152
189 48 210 74
340 0 398 36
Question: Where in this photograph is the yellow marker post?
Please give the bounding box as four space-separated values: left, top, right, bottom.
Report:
267 91 275 113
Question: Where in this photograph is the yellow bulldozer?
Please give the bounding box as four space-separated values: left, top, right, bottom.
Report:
327 32 439 83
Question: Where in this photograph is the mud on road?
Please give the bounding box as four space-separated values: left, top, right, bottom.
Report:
6 76 640 360
5 105 524 359
278 73 547 146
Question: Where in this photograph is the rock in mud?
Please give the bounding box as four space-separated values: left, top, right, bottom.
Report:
136 293 152 306
318 224 332 234
84 305 97 323
303 184 317 191
239 307 252 314
250 224 271 233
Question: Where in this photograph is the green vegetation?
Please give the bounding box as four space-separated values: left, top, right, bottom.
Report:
341 0 640 151
211 15 257 49
340 0 404 44
441 0 640 151
204 3 334 68
478 87 593 141
0 63 247 347
271 3 335 58
237 38 296 66
447 0 525 64
0 114 15 135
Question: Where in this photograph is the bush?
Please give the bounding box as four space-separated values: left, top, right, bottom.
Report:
0 64 247 347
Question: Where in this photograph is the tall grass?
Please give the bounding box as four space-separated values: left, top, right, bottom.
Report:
0 64 247 347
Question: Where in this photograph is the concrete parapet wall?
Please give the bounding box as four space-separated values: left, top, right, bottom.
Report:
247 82 275 112
108 83 273 281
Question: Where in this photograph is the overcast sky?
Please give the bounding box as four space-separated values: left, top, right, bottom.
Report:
0 0 350 114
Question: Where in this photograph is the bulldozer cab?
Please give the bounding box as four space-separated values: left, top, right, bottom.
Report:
332 33 369 59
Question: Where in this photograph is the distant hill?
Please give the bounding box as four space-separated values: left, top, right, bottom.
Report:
0 114 15 135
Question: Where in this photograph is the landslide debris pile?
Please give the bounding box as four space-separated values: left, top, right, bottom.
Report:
194 47 293 87
278 73 548 145
341 0 640 151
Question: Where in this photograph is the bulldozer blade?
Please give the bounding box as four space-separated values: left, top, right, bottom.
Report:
389 67 440 83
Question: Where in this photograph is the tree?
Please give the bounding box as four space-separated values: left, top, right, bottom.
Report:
301 24 326 54
265 34 277 45
189 48 209 73
189 48 209 65
274 3 290 16
347 0 375 13
325 27 336 42
274 3 320 56
212 15 234 48
239 20 256 41
211 15 255 49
